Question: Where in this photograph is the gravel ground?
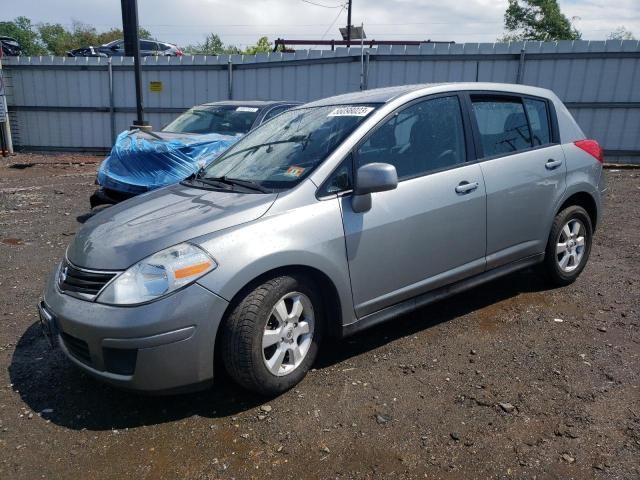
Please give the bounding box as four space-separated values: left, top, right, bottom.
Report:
0 153 638 480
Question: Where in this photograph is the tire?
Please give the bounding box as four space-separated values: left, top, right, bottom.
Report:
543 205 593 287
220 275 324 395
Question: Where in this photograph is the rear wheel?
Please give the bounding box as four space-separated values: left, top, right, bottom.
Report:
221 275 323 395
543 205 593 286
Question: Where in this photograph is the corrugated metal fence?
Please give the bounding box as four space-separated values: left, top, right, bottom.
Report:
2 39 640 163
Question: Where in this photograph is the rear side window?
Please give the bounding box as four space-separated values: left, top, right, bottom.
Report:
471 98 532 157
357 95 466 180
523 98 551 146
140 40 156 50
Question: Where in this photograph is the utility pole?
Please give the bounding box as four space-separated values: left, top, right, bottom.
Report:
120 0 149 130
346 0 352 47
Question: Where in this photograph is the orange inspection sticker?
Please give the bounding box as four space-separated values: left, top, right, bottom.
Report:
285 166 305 177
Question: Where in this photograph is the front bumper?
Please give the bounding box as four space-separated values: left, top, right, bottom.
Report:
42 266 229 392
89 187 136 208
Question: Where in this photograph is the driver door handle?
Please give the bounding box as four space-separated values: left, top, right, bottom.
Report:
455 181 479 194
545 158 563 170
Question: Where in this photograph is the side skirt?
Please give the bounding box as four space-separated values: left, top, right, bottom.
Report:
341 253 544 337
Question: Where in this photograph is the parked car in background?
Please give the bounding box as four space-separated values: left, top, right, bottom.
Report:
0 36 21 56
40 83 604 396
68 38 184 57
92 100 300 206
66 46 108 58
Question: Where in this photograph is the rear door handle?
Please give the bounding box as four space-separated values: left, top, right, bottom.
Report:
545 158 563 170
455 181 479 194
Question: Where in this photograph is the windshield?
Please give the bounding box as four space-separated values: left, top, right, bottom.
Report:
200 104 378 191
163 106 260 135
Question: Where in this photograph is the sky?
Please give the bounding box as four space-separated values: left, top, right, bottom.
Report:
3 0 639 48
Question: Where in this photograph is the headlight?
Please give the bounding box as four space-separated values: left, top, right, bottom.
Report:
97 243 216 305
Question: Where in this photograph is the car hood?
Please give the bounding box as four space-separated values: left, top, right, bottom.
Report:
67 183 277 270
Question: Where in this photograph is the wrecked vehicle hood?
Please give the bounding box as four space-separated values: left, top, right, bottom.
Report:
67 183 277 270
97 129 240 195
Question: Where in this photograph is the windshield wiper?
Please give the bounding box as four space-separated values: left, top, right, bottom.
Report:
220 135 308 160
202 176 271 193
182 169 233 190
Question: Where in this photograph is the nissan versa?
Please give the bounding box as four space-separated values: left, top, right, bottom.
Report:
39 83 605 395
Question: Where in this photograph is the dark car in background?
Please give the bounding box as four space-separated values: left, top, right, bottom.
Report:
0 36 21 56
68 38 183 57
92 100 301 207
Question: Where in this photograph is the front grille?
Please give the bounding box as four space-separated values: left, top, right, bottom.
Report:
58 260 117 299
60 332 92 365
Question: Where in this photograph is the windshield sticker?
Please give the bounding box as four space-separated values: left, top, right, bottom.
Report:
236 106 259 112
328 106 374 117
285 166 305 177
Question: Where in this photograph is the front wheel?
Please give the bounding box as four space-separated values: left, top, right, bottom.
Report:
220 275 323 395
542 205 593 286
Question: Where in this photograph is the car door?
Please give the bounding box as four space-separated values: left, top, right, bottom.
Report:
107 41 125 56
339 94 487 318
140 40 157 56
468 93 567 269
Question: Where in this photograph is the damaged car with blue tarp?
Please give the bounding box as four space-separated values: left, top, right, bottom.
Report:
91 100 300 207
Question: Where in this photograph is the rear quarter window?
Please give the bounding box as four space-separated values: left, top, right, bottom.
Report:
523 98 551 146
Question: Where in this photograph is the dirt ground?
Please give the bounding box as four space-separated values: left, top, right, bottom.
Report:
0 153 638 480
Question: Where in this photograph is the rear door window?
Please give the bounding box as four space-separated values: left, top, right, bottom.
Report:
140 40 157 51
523 98 551 146
471 98 532 157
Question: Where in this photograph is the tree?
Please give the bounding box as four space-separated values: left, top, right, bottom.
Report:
501 0 581 42
607 26 635 41
244 36 272 55
184 33 243 55
37 23 73 55
1 16 155 56
0 16 47 55
184 33 274 56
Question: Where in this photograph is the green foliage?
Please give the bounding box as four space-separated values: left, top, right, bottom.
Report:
0 16 47 55
244 36 272 55
501 0 581 42
0 16 154 56
184 33 240 55
184 33 272 56
607 26 635 41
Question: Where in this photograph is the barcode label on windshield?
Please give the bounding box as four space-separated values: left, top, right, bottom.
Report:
236 107 259 112
328 106 374 117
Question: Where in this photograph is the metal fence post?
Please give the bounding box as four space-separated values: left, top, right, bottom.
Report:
108 57 115 144
363 51 370 90
228 59 233 100
0 57 14 154
516 48 526 84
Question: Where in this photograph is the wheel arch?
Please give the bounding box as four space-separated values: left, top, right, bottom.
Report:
556 191 599 232
217 264 345 340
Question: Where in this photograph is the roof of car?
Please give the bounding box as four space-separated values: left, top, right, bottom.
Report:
302 82 555 107
198 100 301 108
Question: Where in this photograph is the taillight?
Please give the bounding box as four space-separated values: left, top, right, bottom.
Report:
574 139 603 163
175 49 184 56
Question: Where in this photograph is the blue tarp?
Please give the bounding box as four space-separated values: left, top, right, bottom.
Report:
97 129 240 194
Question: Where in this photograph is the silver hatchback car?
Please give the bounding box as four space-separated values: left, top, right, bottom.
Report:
39 83 605 395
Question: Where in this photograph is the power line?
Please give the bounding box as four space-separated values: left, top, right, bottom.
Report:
300 0 346 9
321 5 347 39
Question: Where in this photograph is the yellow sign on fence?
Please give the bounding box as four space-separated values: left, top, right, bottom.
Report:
149 81 163 93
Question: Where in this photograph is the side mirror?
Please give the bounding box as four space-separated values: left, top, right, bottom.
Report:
352 162 398 213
